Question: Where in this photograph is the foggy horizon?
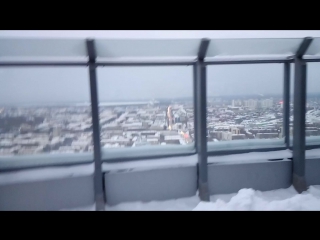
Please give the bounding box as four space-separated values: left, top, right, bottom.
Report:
0 63 319 105
2 92 320 107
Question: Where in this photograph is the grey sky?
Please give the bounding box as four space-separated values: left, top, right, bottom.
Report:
0 31 320 104
97 66 192 101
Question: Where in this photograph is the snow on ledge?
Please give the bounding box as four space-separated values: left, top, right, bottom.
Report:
208 150 292 164
0 163 94 185
103 150 293 173
102 155 197 173
306 149 320 159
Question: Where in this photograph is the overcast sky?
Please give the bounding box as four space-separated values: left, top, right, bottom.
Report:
0 30 320 104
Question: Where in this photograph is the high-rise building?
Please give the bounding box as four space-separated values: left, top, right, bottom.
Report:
260 98 273 109
232 99 242 107
243 99 258 110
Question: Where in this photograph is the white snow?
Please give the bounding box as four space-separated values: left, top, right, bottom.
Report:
208 150 292 164
105 185 320 211
194 186 320 210
102 155 197 173
306 149 320 159
105 195 200 211
102 148 291 173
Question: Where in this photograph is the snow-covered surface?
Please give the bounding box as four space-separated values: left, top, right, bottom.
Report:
105 195 200 211
306 148 320 159
103 150 293 173
0 152 93 171
208 149 292 164
105 185 320 211
194 186 320 210
102 155 197 173
0 163 94 185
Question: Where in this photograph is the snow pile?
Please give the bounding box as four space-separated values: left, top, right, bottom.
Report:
193 186 320 211
105 185 320 211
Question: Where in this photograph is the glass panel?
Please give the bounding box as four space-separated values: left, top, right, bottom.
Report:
305 62 320 145
290 63 320 147
95 39 201 59
207 64 284 149
207 38 302 59
0 38 87 60
0 67 93 157
97 66 194 151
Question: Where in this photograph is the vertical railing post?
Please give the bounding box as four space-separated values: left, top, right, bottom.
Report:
283 62 290 148
86 39 105 210
292 37 313 193
196 39 210 201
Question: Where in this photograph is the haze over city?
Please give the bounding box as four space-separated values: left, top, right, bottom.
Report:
0 62 319 105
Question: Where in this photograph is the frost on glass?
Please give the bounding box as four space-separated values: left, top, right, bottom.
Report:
0 67 93 156
207 64 284 144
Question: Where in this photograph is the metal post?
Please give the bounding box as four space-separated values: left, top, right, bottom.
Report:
292 37 313 193
197 61 209 201
283 63 290 148
196 39 210 201
86 39 105 210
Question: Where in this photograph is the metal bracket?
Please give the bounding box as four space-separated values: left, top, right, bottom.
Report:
198 38 210 61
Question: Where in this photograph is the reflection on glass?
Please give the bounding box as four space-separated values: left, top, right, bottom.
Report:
0 67 92 156
97 66 194 148
207 64 284 143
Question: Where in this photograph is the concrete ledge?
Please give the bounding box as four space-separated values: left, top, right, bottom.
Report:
208 159 292 195
306 158 320 186
105 165 197 206
0 175 94 210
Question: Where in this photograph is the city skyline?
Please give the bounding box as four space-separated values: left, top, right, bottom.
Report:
2 93 320 156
